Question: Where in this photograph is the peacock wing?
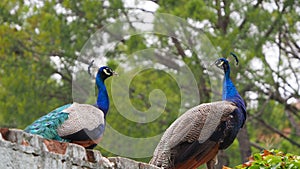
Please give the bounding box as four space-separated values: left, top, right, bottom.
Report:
24 104 72 141
150 101 237 168
56 102 105 142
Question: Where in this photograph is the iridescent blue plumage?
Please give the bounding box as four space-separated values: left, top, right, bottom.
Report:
24 104 71 141
218 57 246 129
212 56 247 153
24 65 116 148
95 69 110 115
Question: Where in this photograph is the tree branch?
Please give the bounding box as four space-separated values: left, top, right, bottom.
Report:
285 110 300 136
102 5 155 14
171 37 186 58
253 117 300 148
250 141 264 151
147 0 159 4
154 51 180 71
255 2 288 49
237 125 252 163
238 0 263 30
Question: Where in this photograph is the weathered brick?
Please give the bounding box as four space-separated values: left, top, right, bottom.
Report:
0 128 160 169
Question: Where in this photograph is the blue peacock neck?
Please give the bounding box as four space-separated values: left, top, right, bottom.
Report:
222 63 247 126
96 77 109 117
222 65 242 104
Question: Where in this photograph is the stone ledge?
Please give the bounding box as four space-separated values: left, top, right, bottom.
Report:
0 128 160 169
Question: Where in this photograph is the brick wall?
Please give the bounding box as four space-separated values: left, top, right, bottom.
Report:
0 128 159 169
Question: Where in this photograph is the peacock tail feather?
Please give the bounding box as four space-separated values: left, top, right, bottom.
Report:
24 104 72 142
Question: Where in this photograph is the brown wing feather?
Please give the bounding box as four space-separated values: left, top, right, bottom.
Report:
175 142 219 169
150 101 236 168
57 103 105 137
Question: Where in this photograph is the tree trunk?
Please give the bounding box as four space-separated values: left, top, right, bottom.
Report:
216 150 229 168
237 125 252 163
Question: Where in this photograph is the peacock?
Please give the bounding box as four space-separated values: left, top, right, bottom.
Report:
150 53 247 169
24 62 117 149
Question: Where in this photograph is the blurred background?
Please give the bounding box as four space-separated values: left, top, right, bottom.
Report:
0 0 299 167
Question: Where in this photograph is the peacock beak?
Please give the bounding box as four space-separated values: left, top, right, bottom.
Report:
112 71 118 76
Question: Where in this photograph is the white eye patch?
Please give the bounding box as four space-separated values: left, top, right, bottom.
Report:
218 61 224 67
103 68 111 75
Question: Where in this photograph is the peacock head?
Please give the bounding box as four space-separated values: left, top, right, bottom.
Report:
88 60 117 81
215 58 229 72
97 66 117 81
214 52 239 72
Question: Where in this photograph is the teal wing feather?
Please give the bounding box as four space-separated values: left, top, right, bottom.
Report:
24 104 72 142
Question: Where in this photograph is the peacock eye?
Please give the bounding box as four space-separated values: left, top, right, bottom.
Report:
218 61 224 67
103 68 111 75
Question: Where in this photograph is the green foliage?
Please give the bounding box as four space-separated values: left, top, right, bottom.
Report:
108 68 181 137
235 149 300 169
123 35 147 54
0 0 112 128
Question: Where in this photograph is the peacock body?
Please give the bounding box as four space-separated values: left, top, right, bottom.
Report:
150 55 246 169
24 66 116 149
